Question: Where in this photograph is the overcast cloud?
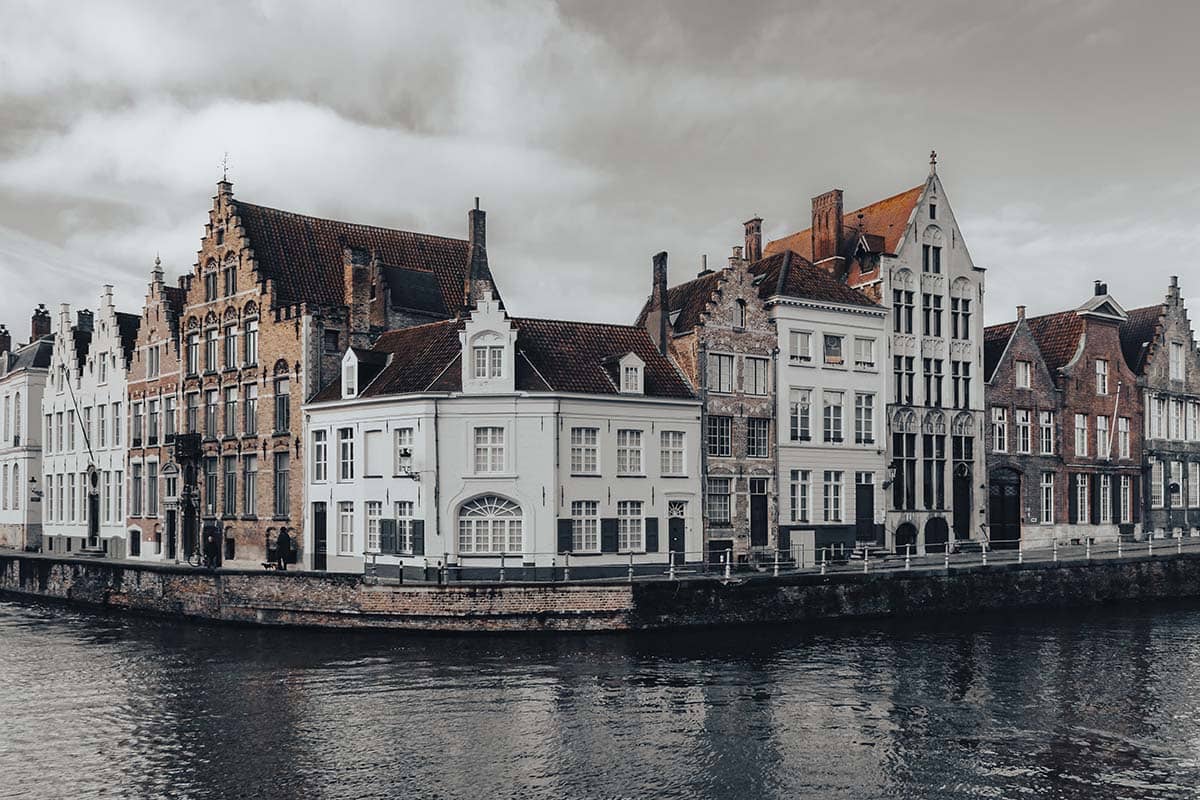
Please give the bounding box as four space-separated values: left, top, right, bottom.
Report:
2 0 1199 336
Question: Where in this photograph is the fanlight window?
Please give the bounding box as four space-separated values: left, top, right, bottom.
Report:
952 412 974 437
458 496 523 554
894 408 917 433
922 410 946 435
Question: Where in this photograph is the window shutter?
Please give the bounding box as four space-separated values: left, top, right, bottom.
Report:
1132 476 1141 523
411 520 425 556
557 519 573 554
1110 478 1120 526
778 527 792 553
645 517 659 552
1090 476 1100 525
601 518 619 553
1068 474 1078 523
379 518 397 554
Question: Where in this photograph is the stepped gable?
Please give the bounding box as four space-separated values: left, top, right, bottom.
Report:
1118 304 1165 374
634 270 723 335
314 317 695 401
765 184 924 260
233 201 469 313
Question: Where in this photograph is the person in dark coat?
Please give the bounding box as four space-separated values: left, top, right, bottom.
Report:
202 526 220 569
275 528 291 571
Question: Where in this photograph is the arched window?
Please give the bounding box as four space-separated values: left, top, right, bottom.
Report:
921 226 944 274
13 391 19 441
458 495 523 554
923 410 946 435
736 299 747 328
222 254 237 297
894 408 917 433
12 463 19 510
204 259 219 302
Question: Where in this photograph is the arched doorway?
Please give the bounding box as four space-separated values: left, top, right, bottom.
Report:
924 517 950 552
895 522 918 554
458 495 524 554
988 468 1022 549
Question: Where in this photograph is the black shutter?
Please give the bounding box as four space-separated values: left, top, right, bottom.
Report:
778 527 792 553
601 518 619 553
379 519 397 554
1111 477 1121 525
411 520 425 556
645 518 659 552
1068 474 1079 523
1090 475 1100 525
1132 476 1141 523
557 519 573 554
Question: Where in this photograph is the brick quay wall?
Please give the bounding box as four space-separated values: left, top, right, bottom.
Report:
1 552 1199 632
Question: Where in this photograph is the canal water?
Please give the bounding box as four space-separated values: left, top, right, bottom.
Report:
1 600 1199 799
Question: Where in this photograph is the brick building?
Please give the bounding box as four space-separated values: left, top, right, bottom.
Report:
985 283 1143 547
766 155 987 553
129 180 486 567
636 242 777 560
1120 276 1200 536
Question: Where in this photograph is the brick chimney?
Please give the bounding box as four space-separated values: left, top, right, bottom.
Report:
651 251 669 356
31 304 50 342
0 324 10 355
76 309 94 333
1168 275 1181 305
1016 305 1026 320
697 254 712 277
743 217 762 263
1094 280 1107 296
464 197 499 309
811 189 844 265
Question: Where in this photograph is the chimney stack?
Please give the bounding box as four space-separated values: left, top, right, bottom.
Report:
0 324 10 356
811 189 844 266
464 197 498 309
652 251 669 356
31 304 50 341
698 254 711 277
76 309 94 333
1016 305 1026 320
1094 280 1107 296
1169 275 1181 303
743 217 763 263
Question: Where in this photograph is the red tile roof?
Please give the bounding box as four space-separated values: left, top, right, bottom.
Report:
764 184 924 260
984 309 1086 386
233 201 469 312
1118 304 1164 375
313 317 696 402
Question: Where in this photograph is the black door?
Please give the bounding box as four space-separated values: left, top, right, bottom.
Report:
166 510 177 560
667 517 685 564
313 502 328 571
749 495 768 548
87 494 100 548
988 470 1021 549
924 517 950 552
895 522 918 553
953 463 973 541
855 484 874 543
182 498 197 560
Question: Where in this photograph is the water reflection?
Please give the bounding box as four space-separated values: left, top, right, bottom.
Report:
1 600 1199 799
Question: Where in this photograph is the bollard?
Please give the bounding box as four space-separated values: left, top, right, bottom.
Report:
1086 538 1091 561
982 546 988 566
628 551 634 582
1179 537 1184 556
1149 536 1154 557
1018 543 1023 564
551 555 556 583
724 548 732 580
773 548 780 578
1118 537 1123 558
564 552 570 582
944 549 950 570
499 552 506 583
1053 539 1058 563
820 559 827 575
905 544 911 571
668 550 676 581
863 549 869 574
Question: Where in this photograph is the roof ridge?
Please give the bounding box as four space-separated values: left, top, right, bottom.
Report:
234 199 466 245
514 315 647 333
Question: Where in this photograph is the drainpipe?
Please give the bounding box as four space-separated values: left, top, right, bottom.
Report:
433 397 442 568
770 333 781 552
698 339 708 561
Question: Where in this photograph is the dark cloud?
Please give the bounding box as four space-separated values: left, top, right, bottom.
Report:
1 0 1199 337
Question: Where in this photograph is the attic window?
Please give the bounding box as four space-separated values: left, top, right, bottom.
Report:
324 330 340 353
342 360 357 398
736 299 747 329
621 365 643 394
929 204 937 220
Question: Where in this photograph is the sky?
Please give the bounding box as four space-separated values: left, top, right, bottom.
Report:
2 0 1199 340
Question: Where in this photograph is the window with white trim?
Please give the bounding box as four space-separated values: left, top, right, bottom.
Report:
823 334 844 366
789 469 809 523
312 430 328 482
1074 414 1088 457
394 501 414 553
365 501 382 553
570 427 599 474
617 500 644 552
1095 359 1108 395
746 418 769 458
1096 415 1110 457
1170 341 1184 381
1171 461 1183 506
708 353 734 393
472 345 503 379
789 331 812 364
822 470 843 522
617 429 643 475
706 416 732 457
337 501 355 554
823 391 844 443
1151 460 1163 507
571 500 599 552
660 430 685 476
1191 462 1200 508
1120 475 1132 523
745 357 769 395
1099 474 1112 524
1015 360 1031 389
707 477 731 525
473 427 505 473
338 427 354 481
1075 474 1089 524
394 428 413 474
854 338 875 369
1015 409 1031 454
458 496 523 554
621 365 641 393
991 407 1007 452
1040 472 1054 524
789 389 811 441
1118 417 1130 458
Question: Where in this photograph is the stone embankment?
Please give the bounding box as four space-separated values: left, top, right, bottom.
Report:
2 550 1199 632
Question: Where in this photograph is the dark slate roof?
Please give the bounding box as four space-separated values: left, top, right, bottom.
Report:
1119 304 1164 375
163 285 187 317
382 265 447 317
765 184 924 259
116 312 142 364
634 270 723 335
233 201 470 313
313 317 695 402
748 250 880 308
985 309 1085 386
983 323 1013 382
3 336 54 373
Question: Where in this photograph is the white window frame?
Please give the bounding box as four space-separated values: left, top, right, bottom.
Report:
365 501 382 553
616 429 643 475
853 337 875 370
1095 359 1108 395
571 500 599 552
1015 409 1031 454
789 330 812 364
337 427 354 481
473 426 505 474
1118 417 1130 459
1099 474 1112 524
337 501 355 555
789 469 809 523
1015 360 1031 389
822 470 843 522
1074 414 1088 457
617 500 644 552
660 430 686 476
394 427 414 475
570 427 599 474
991 407 1007 453
708 353 735 393
745 357 769 395
1040 472 1054 524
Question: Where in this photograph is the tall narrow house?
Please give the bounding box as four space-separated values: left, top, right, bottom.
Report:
0 310 53 551
766 155 987 553
1120 276 1200 537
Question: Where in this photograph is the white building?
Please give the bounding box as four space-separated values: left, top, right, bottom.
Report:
754 251 889 560
0 313 53 551
302 294 703 578
767 156 987 553
41 290 140 556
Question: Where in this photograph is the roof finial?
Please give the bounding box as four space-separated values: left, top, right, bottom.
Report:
221 151 230 182
474 196 480 211
929 149 938 175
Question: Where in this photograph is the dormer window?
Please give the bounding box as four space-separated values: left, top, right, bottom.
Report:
623 366 640 392
472 345 503 379
617 353 646 395
343 361 357 398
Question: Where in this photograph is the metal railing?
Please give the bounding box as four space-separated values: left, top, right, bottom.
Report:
361 530 1200 585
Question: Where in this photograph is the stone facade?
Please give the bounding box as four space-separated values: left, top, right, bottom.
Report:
1123 277 1200 535
639 247 778 560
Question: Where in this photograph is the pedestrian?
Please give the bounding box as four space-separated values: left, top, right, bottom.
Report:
202 526 219 569
276 528 291 571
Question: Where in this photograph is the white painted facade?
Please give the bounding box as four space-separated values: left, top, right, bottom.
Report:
0 336 50 551
769 295 888 555
302 298 704 576
41 290 134 554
